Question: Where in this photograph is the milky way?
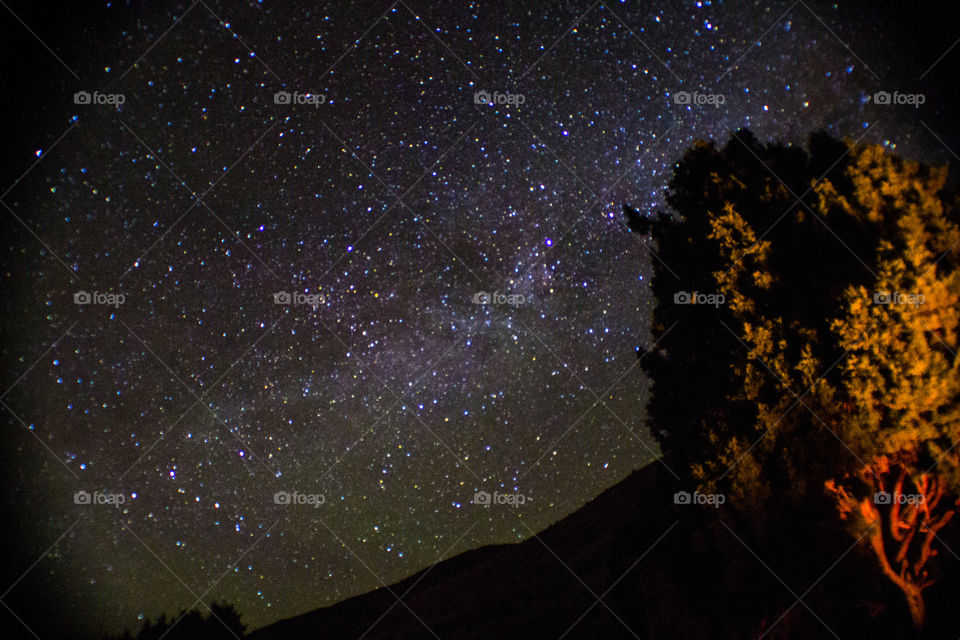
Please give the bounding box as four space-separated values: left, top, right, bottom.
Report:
1 1 956 636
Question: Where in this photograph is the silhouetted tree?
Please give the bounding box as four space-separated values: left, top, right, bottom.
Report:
638 130 959 631
110 601 246 640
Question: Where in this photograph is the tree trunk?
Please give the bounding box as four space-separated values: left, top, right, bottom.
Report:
861 497 928 631
826 463 959 632
902 582 925 630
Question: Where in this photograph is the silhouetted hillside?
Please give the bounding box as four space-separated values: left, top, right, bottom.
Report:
247 454 951 640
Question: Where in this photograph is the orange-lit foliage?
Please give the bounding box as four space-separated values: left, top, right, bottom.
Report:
645 132 959 629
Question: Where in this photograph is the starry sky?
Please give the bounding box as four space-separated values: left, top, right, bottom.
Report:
1 1 958 637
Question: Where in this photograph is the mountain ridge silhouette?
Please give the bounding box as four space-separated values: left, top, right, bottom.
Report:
247 455 742 640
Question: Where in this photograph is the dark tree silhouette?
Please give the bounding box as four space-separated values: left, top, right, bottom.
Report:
107 601 246 640
637 130 960 631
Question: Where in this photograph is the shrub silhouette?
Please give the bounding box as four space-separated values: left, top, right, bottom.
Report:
107 601 246 640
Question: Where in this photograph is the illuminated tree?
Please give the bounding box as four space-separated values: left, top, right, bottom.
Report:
823 145 960 627
639 131 960 629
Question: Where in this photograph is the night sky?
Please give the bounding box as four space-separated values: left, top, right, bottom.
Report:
1 1 957 637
